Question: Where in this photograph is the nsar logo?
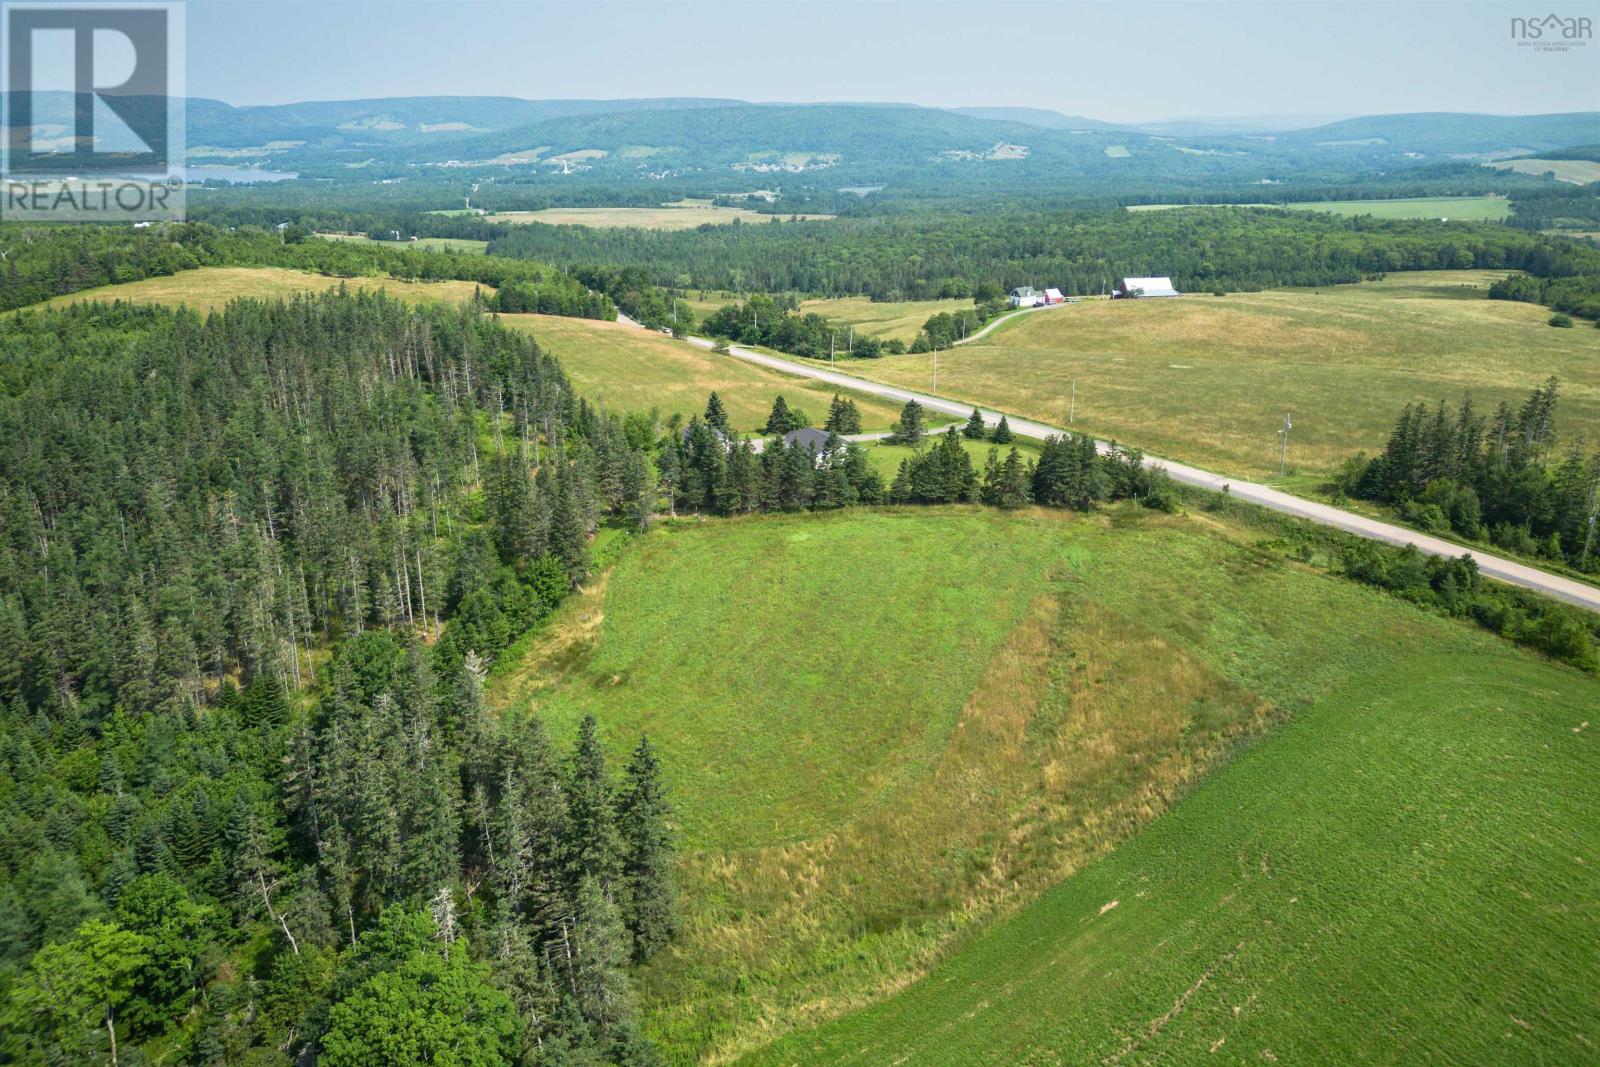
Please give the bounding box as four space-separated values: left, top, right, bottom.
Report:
1510 12 1592 50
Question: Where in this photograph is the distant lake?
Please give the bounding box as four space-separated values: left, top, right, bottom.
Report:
838 184 885 196
181 165 299 184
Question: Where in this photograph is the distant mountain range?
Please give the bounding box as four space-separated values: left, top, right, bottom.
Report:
6 92 1598 191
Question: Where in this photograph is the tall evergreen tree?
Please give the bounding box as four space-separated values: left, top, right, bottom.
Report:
824 394 862 435
963 407 987 440
567 717 623 895
890 400 927 447
765 395 801 436
703 391 731 433
571 875 636 1032
617 736 677 962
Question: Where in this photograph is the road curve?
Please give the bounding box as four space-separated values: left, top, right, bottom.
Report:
954 300 1069 345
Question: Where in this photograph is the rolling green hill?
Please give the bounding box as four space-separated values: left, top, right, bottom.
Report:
488 504 1600 1065
747 511 1600 1065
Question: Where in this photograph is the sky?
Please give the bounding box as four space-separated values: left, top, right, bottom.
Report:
183 0 1600 122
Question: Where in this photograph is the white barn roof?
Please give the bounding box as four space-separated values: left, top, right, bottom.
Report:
1120 276 1181 297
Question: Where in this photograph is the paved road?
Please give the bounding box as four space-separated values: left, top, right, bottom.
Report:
954 300 1070 345
653 327 1600 613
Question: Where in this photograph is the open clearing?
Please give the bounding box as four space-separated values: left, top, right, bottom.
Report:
1486 158 1600 184
490 505 1600 1065
485 202 834 230
1284 195 1513 220
494 313 903 433
830 270 1600 479
1128 196 1513 220
34 266 489 315
313 232 489 254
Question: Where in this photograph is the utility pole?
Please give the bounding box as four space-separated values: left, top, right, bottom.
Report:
830 331 835 364
848 325 853 354
1278 413 1293 477
1582 474 1600 564
1070 379 1076 424
932 346 939 393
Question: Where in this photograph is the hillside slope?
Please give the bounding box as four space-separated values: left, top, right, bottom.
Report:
490 504 1600 1064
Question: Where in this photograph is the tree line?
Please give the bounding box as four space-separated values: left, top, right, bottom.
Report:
701 295 886 358
1340 378 1599 570
485 207 1597 302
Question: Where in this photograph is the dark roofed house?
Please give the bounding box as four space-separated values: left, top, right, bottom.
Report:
781 426 843 465
681 423 735 452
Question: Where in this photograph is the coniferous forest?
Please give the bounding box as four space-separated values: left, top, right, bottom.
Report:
0 291 675 1064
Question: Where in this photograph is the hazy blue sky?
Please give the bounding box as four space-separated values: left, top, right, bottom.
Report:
186 0 1599 121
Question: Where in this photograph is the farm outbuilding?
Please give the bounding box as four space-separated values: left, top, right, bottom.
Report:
1009 286 1042 307
1114 276 1182 298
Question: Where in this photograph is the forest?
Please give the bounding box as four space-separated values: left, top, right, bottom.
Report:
0 292 677 1064
486 207 1600 301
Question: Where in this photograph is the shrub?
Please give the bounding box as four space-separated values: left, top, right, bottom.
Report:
1549 313 1574 328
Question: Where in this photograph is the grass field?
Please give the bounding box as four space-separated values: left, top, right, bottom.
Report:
1285 195 1514 220
494 313 904 433
35 266 489 315
796 296 979 344
1128 196 1512 220
830 270 1600 479
748 514 1600 1066
314 232 489 254
486 203 833 230
1487 158 1600 185
489 505 1600 1065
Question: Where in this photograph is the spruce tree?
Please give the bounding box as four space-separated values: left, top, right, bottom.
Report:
617 736 677 962
996 449 1032 509
963 407 987 439
992 414 1014 444
550 472 590 587
572 875 636 1031
566 716 623 893
703 391 730 433
765 395 796 436
825 394 862 435
891 400 926 447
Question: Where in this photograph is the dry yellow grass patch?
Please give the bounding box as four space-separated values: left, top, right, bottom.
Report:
647 584 1273 1065
495 312 904 431
38 266 488 315
488 571 610 712
845 271 1600 479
